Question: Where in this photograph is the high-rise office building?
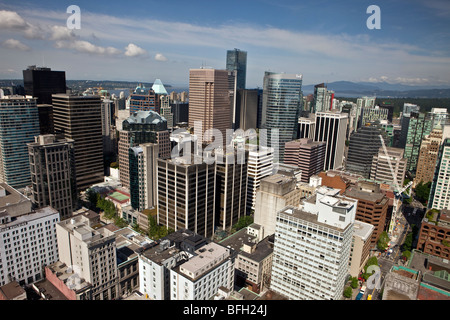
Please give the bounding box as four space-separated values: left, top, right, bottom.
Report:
284 138 326 183
236 89 260 131
23 65 66 105
226 49 247 129
314 111 348 171
28 135 75 220
23 66 66 136
345 181 389 246
398 103 421 148
157 155 216 238
246 145 274 213
298 116 316 139
118 111 170 189
311 83 328 113
346 124 386 178
160 95 173 129
270 187 357 300
226 48 247 90
428 138 450 210
0 202 60 287
404 112 434 173
56 214 119 300
129 143 158 212
215 148 249 231
254 174 301 238
0 95 40 189
189 68 231 144
370 147 407 188
128 84 160 114
101 98 115 155
52 94 104 190
357 96 376 109
261 72 303 162
360 106 388 127
414 124 446 188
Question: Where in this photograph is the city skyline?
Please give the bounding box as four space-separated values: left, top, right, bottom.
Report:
0 0 449 88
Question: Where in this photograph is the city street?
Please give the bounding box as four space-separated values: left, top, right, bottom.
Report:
364 202 423 300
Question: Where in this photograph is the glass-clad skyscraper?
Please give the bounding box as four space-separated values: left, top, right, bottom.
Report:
261 72 303 162
0 95 40 189
226 48 247 90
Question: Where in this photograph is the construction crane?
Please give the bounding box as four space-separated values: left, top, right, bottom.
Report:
378 135 412 235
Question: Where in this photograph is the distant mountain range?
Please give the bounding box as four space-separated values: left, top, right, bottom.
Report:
3 78 450 98
301 81 450 98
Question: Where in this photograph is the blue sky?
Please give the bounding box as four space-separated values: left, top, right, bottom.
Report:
1 0 450 88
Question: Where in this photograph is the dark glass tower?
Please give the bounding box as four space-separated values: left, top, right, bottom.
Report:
226 48 247 90
346 124 387 178
23 65 66 104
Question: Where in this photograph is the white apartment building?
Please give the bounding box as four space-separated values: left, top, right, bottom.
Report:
139 239 192 300
139 230 234 300
270 186 357 300
170 242 234 300
56 215 119 300
246 145 274 213
430 139 450 210
0 206 60 286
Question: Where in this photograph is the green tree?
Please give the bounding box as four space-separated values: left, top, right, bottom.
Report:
231 215 254 233
377 231 390 251
343 287 353 299
86 188 99 210
403 232 414 252
402 250 411 260
147 216 172 240
350 277 359 289
415 181 432 205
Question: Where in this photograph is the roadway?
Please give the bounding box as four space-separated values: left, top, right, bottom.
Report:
366 203 421 300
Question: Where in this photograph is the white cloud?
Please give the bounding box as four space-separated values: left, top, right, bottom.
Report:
124 43 147 57
0 10 45 39
0 10 28 30
2 39 31 51
55 40 122 56
155 53 168 61
50 25 78 41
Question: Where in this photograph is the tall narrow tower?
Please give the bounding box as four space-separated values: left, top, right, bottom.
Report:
188 68 231 145
52 94 104 190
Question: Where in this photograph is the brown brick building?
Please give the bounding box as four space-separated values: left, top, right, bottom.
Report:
417 209 450 259
345 181 389 246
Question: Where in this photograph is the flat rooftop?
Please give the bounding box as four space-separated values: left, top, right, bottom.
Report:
178 242 229 279
220 228 273 263
353 220 374 240
279 206 349 232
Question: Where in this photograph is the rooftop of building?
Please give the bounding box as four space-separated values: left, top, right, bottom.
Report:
0 281 26 300
344 182 387 203
177 242 230 279
152 79 168 95
0 183 31 211
141 229 201 265
114 227 155 266
278 206 350 232
353 220 375 241
46 261 91 293
58 214 115 244
262 173 296 185
32 278 69 300
107 190 130 204
0 206 58 230
125 110 166 125
219 227 274 263
408 250 450 293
